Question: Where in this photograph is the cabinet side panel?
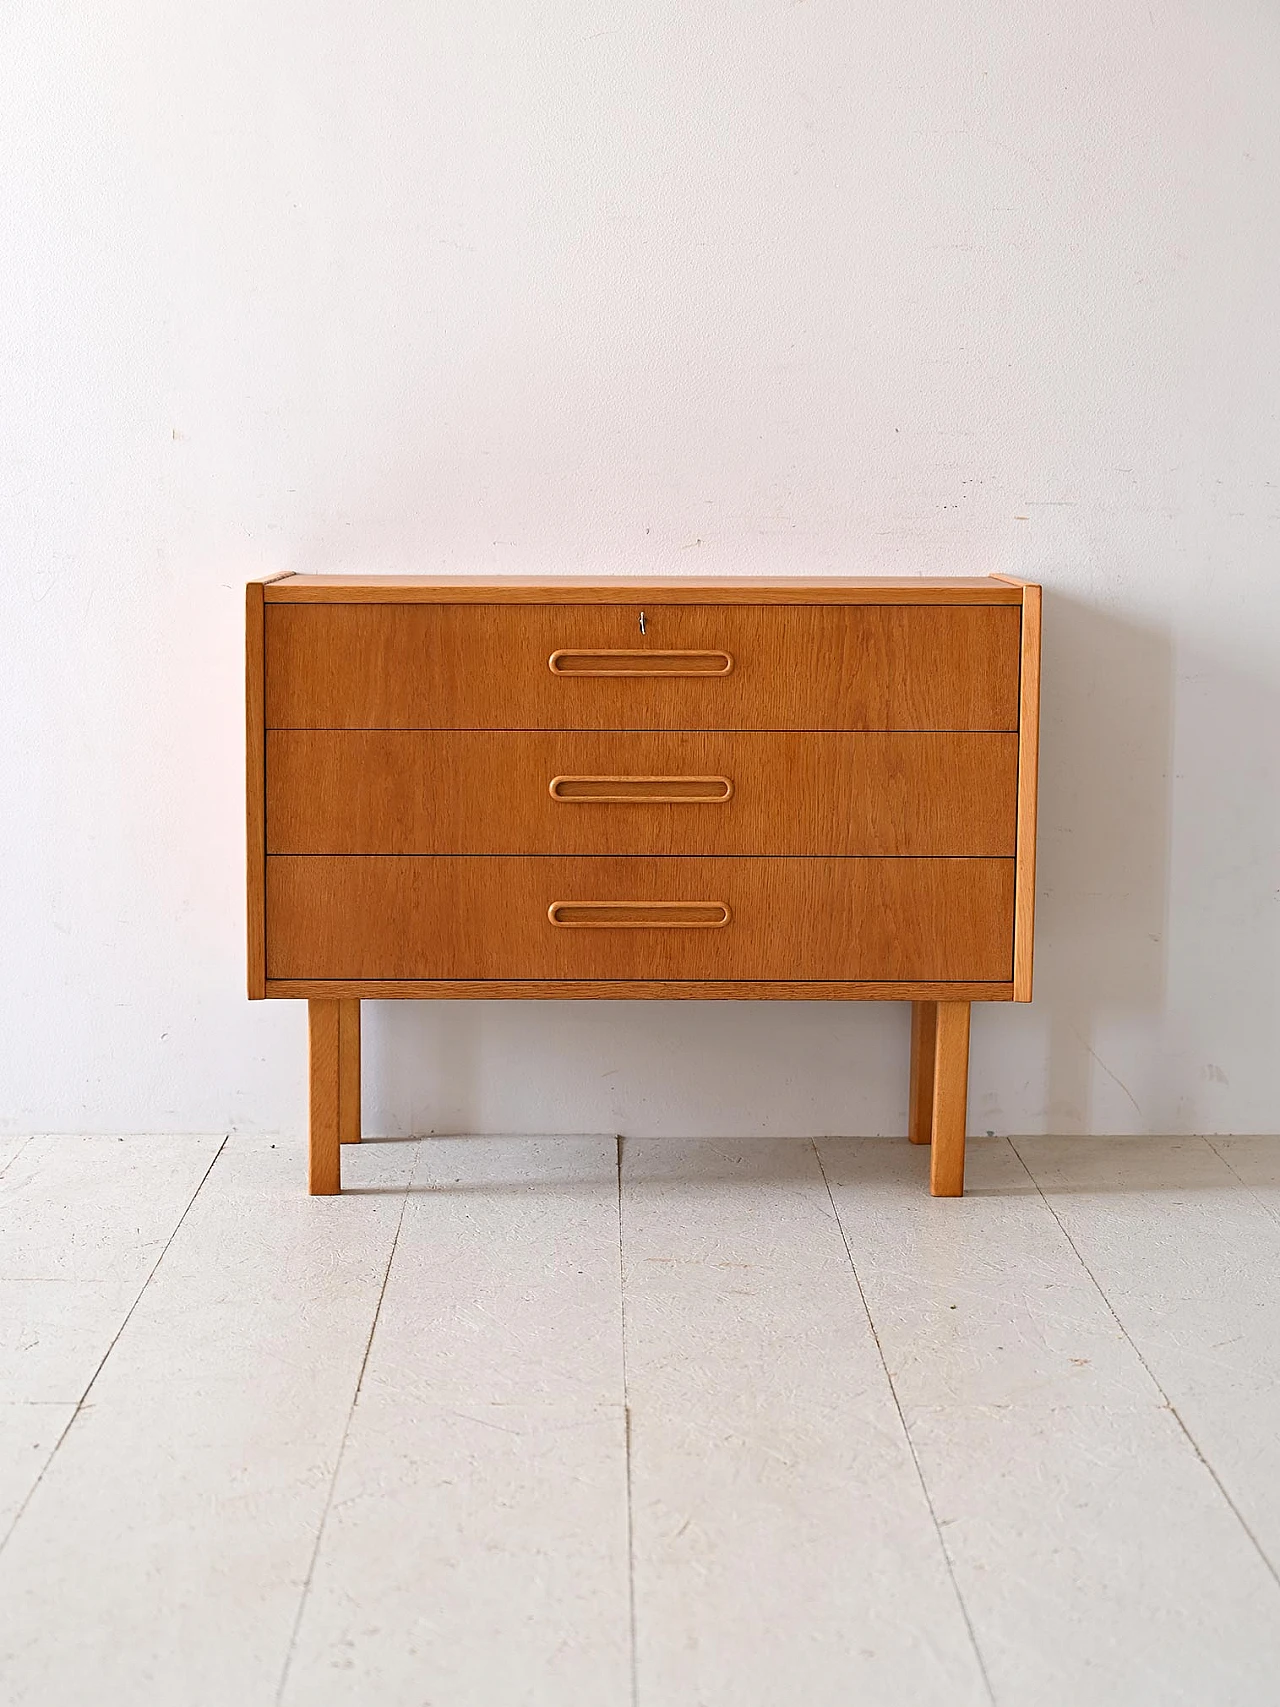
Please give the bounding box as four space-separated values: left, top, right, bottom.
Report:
246 582 267 999
1013 585 1041 1000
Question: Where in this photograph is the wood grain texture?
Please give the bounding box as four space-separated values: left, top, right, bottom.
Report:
929 1001 971 1197
338 999 360 1145
266 575 1023 605
908 1001 937 1144
264 603 1022 732
265 978 1015 1001
1013 583 1041 1001
308 1000 342 1195
266 730 1020 858
266 856 1015 983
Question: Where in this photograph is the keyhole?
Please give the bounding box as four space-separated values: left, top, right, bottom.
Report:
639 610 646 635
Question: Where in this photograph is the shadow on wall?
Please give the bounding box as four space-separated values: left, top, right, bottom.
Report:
362 993 908 1142
992 586 1175 1134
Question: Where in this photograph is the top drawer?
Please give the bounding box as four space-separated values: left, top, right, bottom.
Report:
264 602 1021 731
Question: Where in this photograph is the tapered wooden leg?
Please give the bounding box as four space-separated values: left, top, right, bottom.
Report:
338 999 361 1144
908 1001 937 1144
308 999 342 1195
930 1001 970 1197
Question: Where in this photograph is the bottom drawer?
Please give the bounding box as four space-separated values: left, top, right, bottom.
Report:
266 856 1014 982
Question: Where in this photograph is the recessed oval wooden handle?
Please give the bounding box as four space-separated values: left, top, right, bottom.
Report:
547 900 732 928
548 649 734 677
548 775 734 804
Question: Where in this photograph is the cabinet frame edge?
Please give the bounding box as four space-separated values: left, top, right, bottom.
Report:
990 575 1041 999
262 978 1016 1002
263 578 1024 605
247 572 293 998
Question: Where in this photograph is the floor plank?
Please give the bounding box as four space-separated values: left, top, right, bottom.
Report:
0 1135 224 1403
282 1136 630 1707
820 1137 1280 1707
0 1134 223 1544
0 1137 32 1176
4 1132 1280 1705
1015 1135 1280 1580
623 1137 989 1707
0 1134 416 1707
0 1405 75 1537
1209 1135 1280 1227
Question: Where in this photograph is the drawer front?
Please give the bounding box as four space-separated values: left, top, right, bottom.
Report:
266 730 1019 857
265 603 1020 731
266 856 1014 982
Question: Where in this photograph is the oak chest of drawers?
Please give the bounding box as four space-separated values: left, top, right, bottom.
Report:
247 574 1040 1198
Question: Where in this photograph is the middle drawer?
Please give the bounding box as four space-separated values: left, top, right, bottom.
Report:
266 729 1018 857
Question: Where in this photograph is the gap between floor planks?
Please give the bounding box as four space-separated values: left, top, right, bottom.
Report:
820 1135 1280 1707
0 1134 227 1551
0 1133 422 1707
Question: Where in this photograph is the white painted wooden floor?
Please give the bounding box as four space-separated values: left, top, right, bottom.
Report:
2 1132 1279 1706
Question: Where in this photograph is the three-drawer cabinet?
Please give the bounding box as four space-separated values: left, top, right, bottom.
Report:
247 574 1040 1197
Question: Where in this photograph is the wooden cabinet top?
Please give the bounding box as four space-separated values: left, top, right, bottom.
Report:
260 573 1032 606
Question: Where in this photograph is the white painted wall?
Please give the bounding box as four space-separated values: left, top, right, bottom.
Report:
3 2 1278 1140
